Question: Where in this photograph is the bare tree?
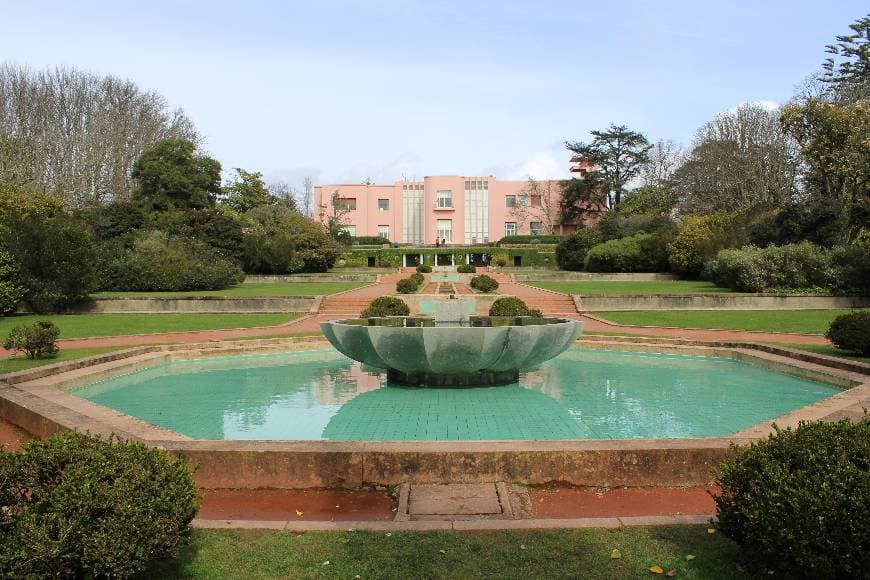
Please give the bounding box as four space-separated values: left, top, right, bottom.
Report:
266 180 298 211
641 139 685 187
670 103 800 213
0 63 198 206
514 178 565 234
302 176 314 217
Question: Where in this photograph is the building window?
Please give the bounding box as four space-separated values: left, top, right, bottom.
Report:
505 195 516 207
530 222 543 235
378 199 389 211
377 225 389 239
518 195 529 207
436 190 453 208
336 198 356 211
342 225 356 237
531 195 542 208
437 219 452 242
504 222 517 237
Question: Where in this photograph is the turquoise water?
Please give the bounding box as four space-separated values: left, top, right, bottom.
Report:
72 348 839 441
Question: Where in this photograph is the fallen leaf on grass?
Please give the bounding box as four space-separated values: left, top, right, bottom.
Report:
685 555 696 561
321 561 330 566
610 549 622 559
649 566 664 574
438 549 447 555
707 528 716 534
295 510 304 517
666 570 677 577
520 544 526 550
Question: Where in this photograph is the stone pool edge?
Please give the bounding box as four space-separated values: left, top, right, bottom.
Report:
1 335 868 490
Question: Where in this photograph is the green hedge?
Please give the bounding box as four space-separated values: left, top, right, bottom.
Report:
497 235 567 245
351 236 391 245
826 311 870 355
585 233 670 273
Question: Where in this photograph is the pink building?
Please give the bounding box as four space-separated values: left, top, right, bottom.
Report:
314 175 578 245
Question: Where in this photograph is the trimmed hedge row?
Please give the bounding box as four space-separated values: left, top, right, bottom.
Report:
497 235 567 245
339 247 555 268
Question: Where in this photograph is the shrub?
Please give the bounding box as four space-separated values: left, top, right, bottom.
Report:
495 258 507 267
488 297 542 317
469 274 499 293
714 419 870 578
668 214 737 276
5 214 98 312
242 212 338 274
826 311 870 355
0 249 25 315
456 264 476 273
830 244 870 294
498 235 567 245
416 264 432 273
584 233 669 273
705 242 833 293
99 232 244 292
0 432 199 579
555 228 601 271
395 277 418 294
3 320 60 359
360 296 410 317
410 272 425 286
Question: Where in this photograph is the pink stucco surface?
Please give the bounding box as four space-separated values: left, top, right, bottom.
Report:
314 176 577 244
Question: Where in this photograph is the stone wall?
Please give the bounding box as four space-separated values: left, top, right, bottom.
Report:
576 294 870 311
49 296 319 314
513 273 678 281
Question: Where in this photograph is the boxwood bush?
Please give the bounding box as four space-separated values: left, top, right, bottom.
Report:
456 264 476 273
488 297 542 317
3 320 60 359
555 228 601 271
360 296 410 317
469 274 499 293
0 432 199 579
410 272 425 286
584 232 669 273
415 264 432 273
714 419 870 578
826 311 870 355
395 277 418 294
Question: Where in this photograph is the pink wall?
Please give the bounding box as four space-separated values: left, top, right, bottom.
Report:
314 176 574 243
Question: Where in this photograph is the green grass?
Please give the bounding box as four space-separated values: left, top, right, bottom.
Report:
596 309 869 335
0 313 300 340
92 282 365 298
0 347 122 374
147 526 750 580
769 343 870 364
527 280 732 295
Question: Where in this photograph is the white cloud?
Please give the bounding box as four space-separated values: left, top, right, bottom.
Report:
483 143 572 181
727 99 780 113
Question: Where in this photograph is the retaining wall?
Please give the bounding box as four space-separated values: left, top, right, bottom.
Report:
513 273 678 281
576 294 870 311
246 273 378 282
52 296 318 314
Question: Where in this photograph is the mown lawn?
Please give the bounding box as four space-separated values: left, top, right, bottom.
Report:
527 280 732 295
771 342 870 364
0 347 122 374
596 309 868 335
0 313 300 340
92 281 365 298
147 526 751 580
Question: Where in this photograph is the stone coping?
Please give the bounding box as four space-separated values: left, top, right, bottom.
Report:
2 335 867 489
574 294 870 311
191 514 711 531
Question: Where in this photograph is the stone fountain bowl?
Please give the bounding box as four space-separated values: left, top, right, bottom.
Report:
320 316 583 387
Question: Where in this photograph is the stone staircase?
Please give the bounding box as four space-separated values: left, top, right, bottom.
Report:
318 295 376 316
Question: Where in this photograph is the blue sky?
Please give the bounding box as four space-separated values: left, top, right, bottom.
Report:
1 1 865 189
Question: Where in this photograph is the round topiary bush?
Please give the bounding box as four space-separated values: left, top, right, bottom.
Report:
0 431 199 579
360 296 410 317
395 277 418 294
456 264 476 273
714 419 870 578
415 264 432 273
826 311 870 355
469 274 499 293
410 272 425 286
489 297 542 317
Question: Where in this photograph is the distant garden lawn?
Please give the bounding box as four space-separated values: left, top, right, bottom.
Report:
0 313 300 340
92 281 365 298
596 309 869 335
527 280 732 295
146 526 749 580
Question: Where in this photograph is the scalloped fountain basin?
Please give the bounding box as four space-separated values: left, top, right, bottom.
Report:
320 315 584 386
